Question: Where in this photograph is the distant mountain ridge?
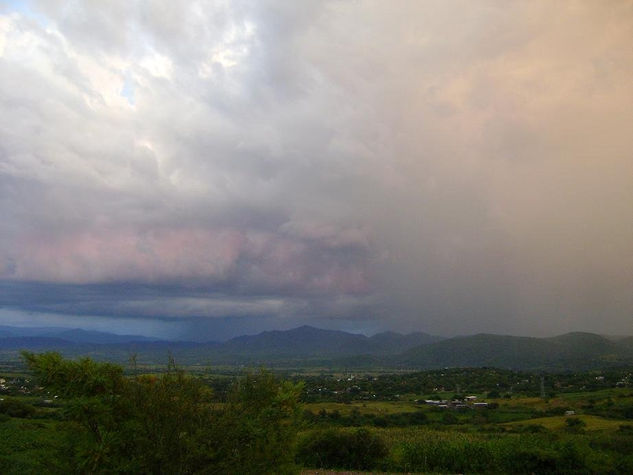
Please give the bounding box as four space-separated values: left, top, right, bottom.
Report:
397 332 633 370
216 325 442 357
0 325 632 370
0 325 161 345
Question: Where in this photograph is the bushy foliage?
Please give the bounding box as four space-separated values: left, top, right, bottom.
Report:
296 428 388 470
0 398 37 418
303 407 427 428
564 416 586 433
22 352 302 474
23 351 125 398
205 372 303 474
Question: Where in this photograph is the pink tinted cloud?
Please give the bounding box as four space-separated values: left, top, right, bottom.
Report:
13 227 244 283
9 225 372 295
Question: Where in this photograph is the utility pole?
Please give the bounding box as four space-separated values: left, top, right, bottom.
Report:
540 375 546 398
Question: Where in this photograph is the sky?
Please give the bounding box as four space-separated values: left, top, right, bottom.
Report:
0 0 632 341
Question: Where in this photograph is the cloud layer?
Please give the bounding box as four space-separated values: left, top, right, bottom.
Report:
1 1 632 338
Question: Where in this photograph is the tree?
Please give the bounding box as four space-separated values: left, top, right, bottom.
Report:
23 352 303 474
207 371 303 474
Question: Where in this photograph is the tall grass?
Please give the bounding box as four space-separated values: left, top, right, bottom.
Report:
378 427 631 473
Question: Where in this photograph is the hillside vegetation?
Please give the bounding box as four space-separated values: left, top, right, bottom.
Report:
1 353 632 473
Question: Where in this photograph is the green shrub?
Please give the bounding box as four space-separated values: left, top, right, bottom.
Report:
373 416 388 427
507 447 559 473
615 454 633 473
590 432 633 454
564 417 586 433
518 424 547 433
296 428 388 470
0 398 37 418
441 412 458 424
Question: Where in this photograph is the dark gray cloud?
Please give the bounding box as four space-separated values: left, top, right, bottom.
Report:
0 1 632 338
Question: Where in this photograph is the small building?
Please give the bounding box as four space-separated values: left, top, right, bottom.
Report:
565 410 576 416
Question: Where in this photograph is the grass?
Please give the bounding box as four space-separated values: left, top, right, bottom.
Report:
505 414 628 431
558 388 631 401
0 418 67 474
364 425 633 473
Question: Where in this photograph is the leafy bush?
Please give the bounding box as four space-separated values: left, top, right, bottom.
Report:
0 398 37 418
441 412 458 424
296 428 388 470
304 407 427 428
508 447 559 473
516 424 548 433
564 417 586 433
590 431 633 454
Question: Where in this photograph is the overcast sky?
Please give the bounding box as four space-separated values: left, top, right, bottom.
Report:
1 0 632 340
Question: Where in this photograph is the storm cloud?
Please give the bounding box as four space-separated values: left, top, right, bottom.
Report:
1 1 632 339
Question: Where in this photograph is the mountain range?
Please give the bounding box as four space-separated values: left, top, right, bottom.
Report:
213 325 442 357
1 325 632 370
0 325 160 345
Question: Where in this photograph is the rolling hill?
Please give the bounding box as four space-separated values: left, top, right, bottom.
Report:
397 332 633 370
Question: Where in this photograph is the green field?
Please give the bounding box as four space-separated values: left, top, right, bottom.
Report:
504 414 626 431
